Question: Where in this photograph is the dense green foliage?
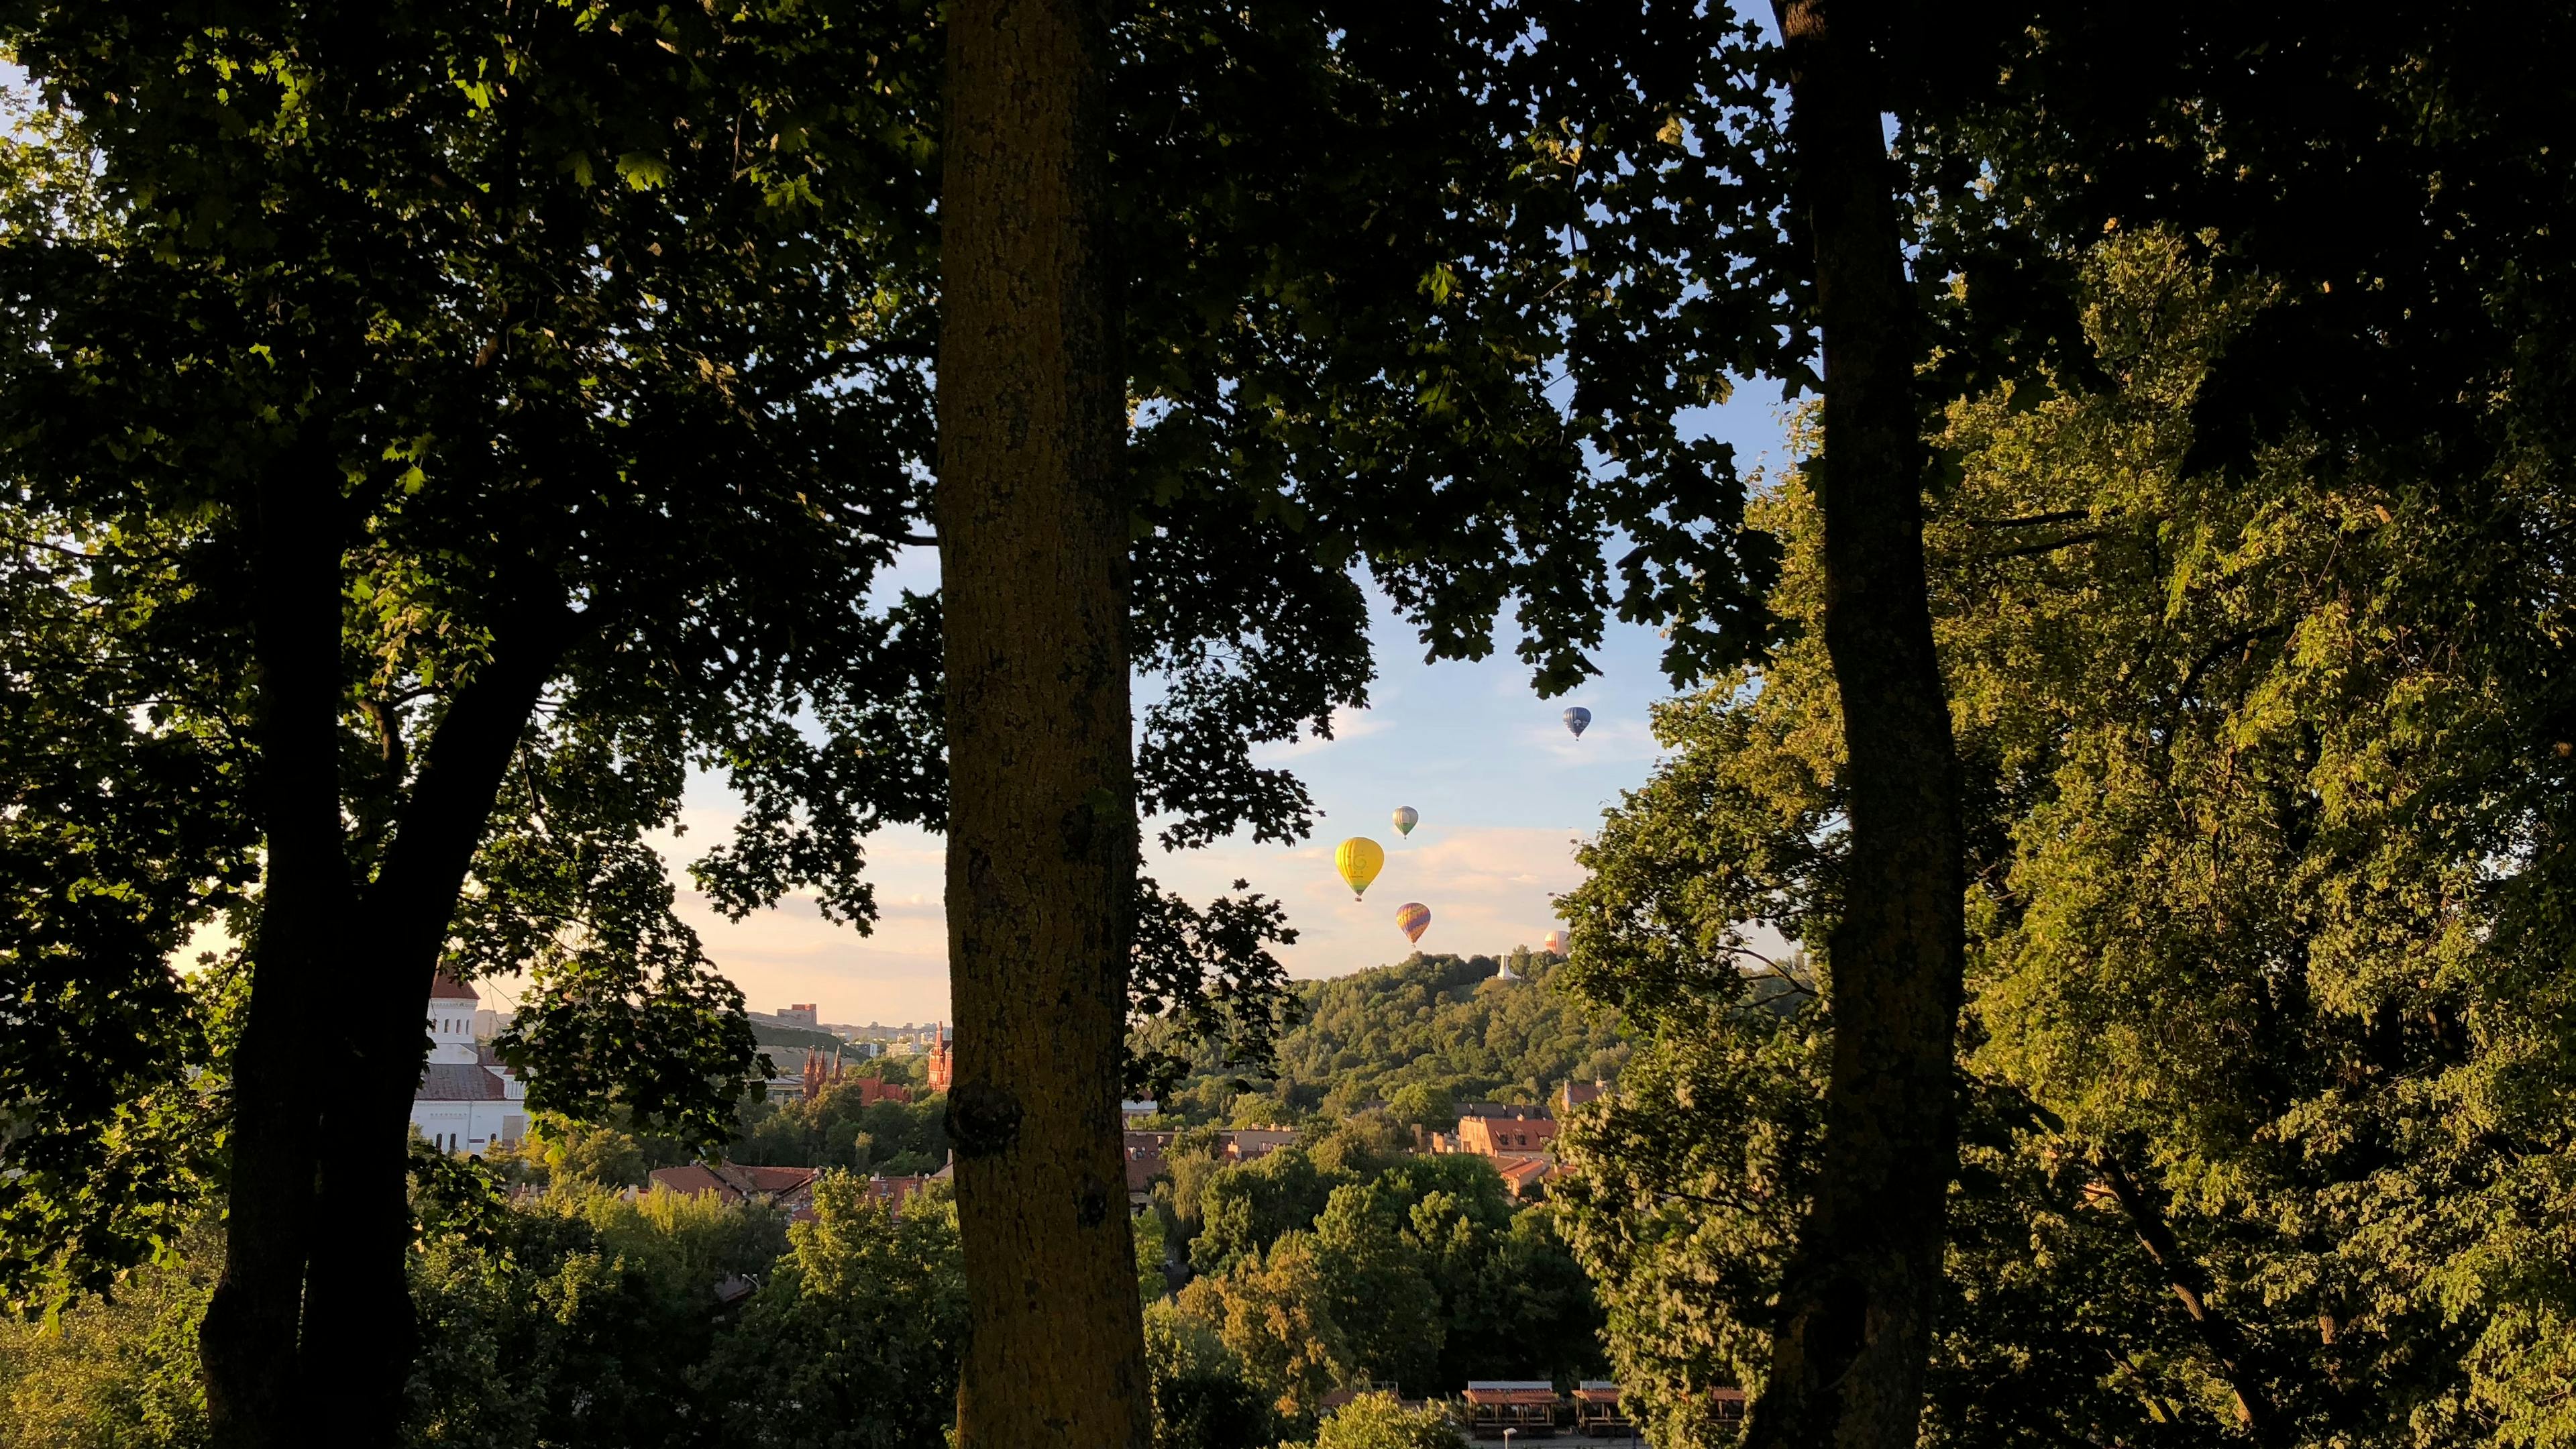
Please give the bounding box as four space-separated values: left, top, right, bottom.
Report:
1299 1392 1467 1449
1155 950 1627 1126
727 1080 949 1177
1149 1116 1601 1418
0 1175 964 1449
1555 234 2576 1448
0 1228 214 1449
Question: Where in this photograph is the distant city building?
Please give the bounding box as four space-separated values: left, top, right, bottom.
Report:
796 1044 914 1105
1121 1128 1295 1210
1493 1155 1553 1201
1453 1104 1557 1157
1433 1103 1566 1200
470 1006 511 1040
650 1163 821 1218
1120 1099 1158 1121
411 973 527 1155
861 1171 935 1218
777 1003 820 1028
925 1024 953 1095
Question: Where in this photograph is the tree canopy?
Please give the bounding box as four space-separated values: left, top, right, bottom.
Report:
1556 229 2576 1447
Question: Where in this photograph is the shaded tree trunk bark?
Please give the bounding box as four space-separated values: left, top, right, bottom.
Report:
1748 3 1966 1446
202 463 350 1449
199 419 572 1448
936 0 1148 1442
301 614 570 1444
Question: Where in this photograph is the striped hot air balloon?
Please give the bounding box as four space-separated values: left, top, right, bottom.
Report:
1392 806 1419 837
1335 838 1386 899
1396 902 1432 944
1544 929 1568 956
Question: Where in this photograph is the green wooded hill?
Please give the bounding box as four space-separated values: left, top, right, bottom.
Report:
1159 947 1629 1126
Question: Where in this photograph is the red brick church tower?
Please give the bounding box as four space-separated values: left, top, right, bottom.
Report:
926 1023 953 1095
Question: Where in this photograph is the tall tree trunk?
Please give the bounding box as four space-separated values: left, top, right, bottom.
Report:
301 615 570 1444
202 462 352 1449
1748 3 1966 1447
936 0 1146 1442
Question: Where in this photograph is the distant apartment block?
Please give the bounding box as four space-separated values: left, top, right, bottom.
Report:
776 1003 820 1028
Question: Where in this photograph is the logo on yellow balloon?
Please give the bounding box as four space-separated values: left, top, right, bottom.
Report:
1334 837 1385 899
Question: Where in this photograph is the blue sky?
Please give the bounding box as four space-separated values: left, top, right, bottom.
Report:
586 381 1798 1029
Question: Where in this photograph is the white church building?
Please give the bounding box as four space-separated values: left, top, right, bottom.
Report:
411 972 529 1155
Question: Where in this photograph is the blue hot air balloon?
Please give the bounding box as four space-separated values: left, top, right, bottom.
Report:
1562 706 1592 739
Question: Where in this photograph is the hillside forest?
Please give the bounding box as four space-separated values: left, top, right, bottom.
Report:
1152 950 1629 1127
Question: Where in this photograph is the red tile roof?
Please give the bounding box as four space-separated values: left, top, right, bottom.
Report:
1463 1383 1561 1406
429 971 479 1000
1126 1142 1167 1193
648 1163 822 1209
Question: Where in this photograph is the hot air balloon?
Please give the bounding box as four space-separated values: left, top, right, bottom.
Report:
1392 806 1419 837
1396 902 1432 943
1335 837 1386 899
1544 929 1568 956
1562 706 1592 738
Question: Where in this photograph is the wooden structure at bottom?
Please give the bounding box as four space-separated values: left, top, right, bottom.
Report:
1571 1382 1630 1438
1463 1381 1562 1438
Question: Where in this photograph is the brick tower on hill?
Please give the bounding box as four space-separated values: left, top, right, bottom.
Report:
926 1023 953 1095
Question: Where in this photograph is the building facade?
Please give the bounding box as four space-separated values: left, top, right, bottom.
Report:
925 1023 953 1095
1454 1104 1558 1157
410 972 528 1155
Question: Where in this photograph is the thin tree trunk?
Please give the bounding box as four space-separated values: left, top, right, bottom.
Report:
201 463 352 1449
2092 1150 2275 1437
936 0 1146 1440
1748 3 1966 1446
301 614 571 1443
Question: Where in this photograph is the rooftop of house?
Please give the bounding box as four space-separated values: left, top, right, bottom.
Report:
417 1063 507 1102
1458 1102 1554 1121
649 1163 822 1205
1462 1382 1561 1405
429 971 479 1001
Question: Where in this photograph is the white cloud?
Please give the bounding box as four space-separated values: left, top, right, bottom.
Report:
1249 704 1391 762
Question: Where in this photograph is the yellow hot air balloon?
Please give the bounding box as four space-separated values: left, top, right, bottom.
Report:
1335 837 1386 899
1396 902 1432 943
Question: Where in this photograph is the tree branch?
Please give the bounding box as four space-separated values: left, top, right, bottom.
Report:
2090 1148 2277 1439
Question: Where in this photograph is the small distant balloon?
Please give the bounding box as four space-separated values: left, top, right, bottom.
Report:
1335 837 1386 899
1392 806 1419 837
1544 929 1568 956
1396 902 1432 944
1562 706 1592 739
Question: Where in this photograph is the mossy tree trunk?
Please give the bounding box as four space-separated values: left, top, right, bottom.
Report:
1748 2 1967 1446
936 0 1150 1442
